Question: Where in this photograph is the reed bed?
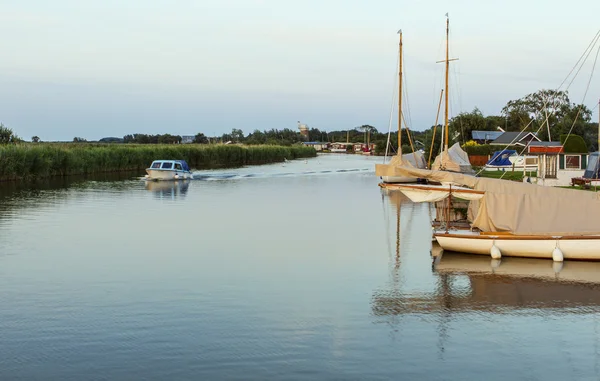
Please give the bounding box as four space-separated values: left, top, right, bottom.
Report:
0 143 317 181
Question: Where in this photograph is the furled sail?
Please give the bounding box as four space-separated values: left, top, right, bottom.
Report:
431 143 475 174
375 151 426 178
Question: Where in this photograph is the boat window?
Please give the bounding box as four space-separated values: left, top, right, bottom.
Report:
174 163 182 170
151 162 162 168
161 162 173 169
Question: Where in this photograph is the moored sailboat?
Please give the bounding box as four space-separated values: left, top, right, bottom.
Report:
429 15 474 175
375 30 426 183
390 164 600 261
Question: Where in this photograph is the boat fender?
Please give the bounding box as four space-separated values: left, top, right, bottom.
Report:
490 240 501 260
552 247 564 262
174 174 179 180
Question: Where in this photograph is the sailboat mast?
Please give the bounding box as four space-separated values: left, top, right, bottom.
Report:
444 16 449 152
398 30 403 154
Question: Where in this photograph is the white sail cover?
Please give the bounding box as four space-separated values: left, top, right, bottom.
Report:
431 143 475 174
389 165 600 236
375 151 426 177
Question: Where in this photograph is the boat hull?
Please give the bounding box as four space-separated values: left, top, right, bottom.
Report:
435 232 600 260
145 169 193 181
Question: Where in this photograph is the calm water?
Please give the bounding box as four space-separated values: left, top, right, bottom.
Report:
2 154 600 380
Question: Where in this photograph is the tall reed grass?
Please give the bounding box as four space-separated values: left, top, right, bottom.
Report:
0 143 316 181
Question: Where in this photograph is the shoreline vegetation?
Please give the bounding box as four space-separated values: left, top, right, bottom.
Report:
0 143 317 182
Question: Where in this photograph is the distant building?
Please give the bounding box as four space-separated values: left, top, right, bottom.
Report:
302 142 329 151
297 121 309 138
489 132 540 147
181 135 194 144
471 130 503 144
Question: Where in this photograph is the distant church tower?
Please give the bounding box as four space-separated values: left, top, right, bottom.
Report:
297 121 309 138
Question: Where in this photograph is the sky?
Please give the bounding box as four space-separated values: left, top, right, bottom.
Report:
0 0 599 141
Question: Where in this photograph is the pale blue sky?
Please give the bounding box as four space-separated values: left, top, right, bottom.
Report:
0 0 598 141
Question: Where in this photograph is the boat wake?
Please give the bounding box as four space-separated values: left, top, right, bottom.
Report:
191 167 372 181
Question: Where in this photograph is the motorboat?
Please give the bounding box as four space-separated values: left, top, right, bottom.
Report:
484 149 538 171
145 160 193 180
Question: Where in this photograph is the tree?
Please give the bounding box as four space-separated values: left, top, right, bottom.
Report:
231 128 244 143
194 133 209 144
0 123 14 144
73 137 87 142
31 136 40 143
501 89 569 135
448 108 487 145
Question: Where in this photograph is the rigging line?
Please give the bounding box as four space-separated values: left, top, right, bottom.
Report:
489 32 600 179
402 55 414 131
566 31 600 90
484 35 600 178
559 29 600 91
384 48 400 162
496 90 575 180
561 29 600 91
563 41 600 146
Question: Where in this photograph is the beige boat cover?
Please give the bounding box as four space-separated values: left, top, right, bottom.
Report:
375 151 426 177
389 166 600 236
431 143 475 174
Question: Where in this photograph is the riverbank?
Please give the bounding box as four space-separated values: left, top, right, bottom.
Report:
0 143 316 181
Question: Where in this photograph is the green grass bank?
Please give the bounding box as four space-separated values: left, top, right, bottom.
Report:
0 143 317 181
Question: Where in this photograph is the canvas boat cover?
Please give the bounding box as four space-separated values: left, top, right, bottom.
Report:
486 150 516 166
176 160 191 172
583 152 600 179
375 151 426 177
431 143 475 174
390 165 600 236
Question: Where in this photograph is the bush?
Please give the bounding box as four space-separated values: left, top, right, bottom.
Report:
560 134 587 153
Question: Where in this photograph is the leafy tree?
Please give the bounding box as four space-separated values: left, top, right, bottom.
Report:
73 137 87 143
194 133 209 144
448 108 487 145
0 123 16 144
500 89 592 140
245 130 267 145
31 136 40 143
231 128 244 143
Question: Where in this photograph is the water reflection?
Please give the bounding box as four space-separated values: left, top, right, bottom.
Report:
145 180 190 200
433 254 600 310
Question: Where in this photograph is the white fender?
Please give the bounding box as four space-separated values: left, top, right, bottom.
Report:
490 244 501 260
552 247 564 262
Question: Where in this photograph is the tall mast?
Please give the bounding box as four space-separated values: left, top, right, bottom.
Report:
398 30 403 154
598 98 599 152
444 16 449 152
436 14 457 152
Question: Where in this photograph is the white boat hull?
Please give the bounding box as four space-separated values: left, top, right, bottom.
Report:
435 232 600 260
145 169 193 181
484 165 538 171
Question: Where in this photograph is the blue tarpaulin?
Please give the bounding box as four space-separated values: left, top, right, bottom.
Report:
486 150 516 166
176 160 191 172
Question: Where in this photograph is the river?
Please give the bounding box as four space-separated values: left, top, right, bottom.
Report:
1 153 599 380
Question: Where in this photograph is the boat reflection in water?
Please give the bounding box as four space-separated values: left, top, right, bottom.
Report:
431 253 600 310
145 179 190 200
374 188 600 317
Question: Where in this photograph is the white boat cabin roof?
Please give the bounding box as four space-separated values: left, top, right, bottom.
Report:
148 160 191 171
